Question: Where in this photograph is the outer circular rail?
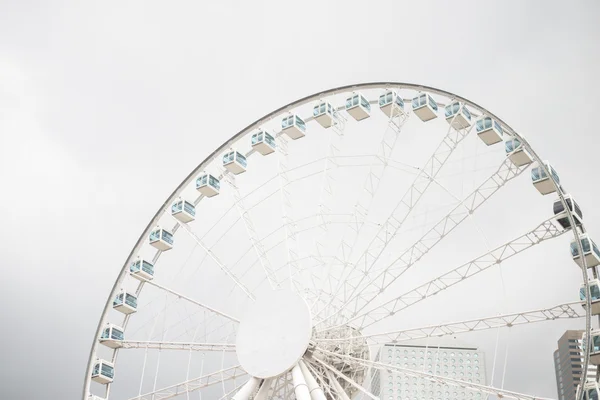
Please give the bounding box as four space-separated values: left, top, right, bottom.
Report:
83 82 591 400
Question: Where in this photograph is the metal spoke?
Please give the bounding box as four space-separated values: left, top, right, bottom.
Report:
127 365 246 400
319 157 529 329
226 173 280 290
314 348 553 400
118 340 235 352
340 217 566 330
142 278 240 323
311 358 378 400
313 122 472 324
320 301 583 344
173 214 255 300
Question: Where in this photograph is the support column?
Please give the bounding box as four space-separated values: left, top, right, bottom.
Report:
298 361 327 400
325 370 351 400
232 377 260 400
254 378 272 400
292 364 312 400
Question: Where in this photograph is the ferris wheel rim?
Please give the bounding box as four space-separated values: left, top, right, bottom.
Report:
83 81 592 400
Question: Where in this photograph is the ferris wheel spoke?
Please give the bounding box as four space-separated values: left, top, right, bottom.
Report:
172 214 256 300
226 173 281 290
127 365 246 400
142 278 240 323
314 348 553 400
313 123 472 323
321 301 583 345
310 112 409 319
118 340 236 352
318 157 528 329
341 217 566 330
311 357 378 400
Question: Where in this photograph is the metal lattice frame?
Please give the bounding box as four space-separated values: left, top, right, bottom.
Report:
84 82 594 400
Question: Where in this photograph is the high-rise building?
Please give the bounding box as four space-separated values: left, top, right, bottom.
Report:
371 339 486 400
554 330 597 400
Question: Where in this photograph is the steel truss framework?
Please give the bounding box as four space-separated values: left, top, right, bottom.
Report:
84 82 595 400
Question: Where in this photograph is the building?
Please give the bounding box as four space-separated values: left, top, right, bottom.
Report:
371 339 486 400
554 330 597 400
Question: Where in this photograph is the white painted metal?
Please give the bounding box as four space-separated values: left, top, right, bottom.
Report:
324 369 351 400
84 82 595 400
412 93 438 121
291 364 311 400
581 279 600 315
99 324 124 349
321 302 583 344
148 227 173 251
344 217 565 329
171 199 195 223
505 137 533 167
128 366 246 400
281 114 306 140
232 377 260 400
196 173 220 197
572 234 600 268
118 340 235 352
253 378 273 400
251 130 276 155
298 361 327 400
227 173 280 289
91 360 114 385
236 290 311 378
345 92 371 121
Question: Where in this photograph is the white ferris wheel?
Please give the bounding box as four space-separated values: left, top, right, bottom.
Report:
83 83 600 400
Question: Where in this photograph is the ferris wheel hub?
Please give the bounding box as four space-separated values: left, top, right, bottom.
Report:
236 289 312 379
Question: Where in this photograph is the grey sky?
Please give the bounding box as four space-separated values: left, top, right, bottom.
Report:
0 1 599 399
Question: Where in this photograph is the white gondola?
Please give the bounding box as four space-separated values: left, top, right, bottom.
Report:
411 93 438 122
580 279 600 315
99 323 124 349
223 150 247 174
149 226 174 251
379 90 405 117
505 137 533 167
445 102 472 130
554 194 583 230
345 92 371 121
571 234 600 268
91 360 114 384
313 102 338 128
113 290 137 314
583 380 600 400
588 331 600 365
171 199 195 223
281 114 306 140
251 130 276 155
129 258 154 281
196 173 220 197
531 161 560 195
476 117 503 145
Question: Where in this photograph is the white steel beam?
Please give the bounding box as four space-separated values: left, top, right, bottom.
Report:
173 215 255 300
127 365 246 400
254 378 273 400
320 157 528 329
320 301 583 344
313 122 472 324
341 217 566 329
298 360 327 400
316 348 553 400
232 377 260 400
226 173 280 290
292 363 312 400
118 340 235 352
142 278 240 322
312 358 378 400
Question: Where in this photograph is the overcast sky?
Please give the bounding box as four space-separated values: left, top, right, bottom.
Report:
1 1 599 399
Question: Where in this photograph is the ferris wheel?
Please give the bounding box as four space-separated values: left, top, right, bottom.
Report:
83 82 600 400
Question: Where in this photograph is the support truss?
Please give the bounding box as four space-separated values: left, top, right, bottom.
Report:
311 111 409 319
321 301 583 344
226 173 280 290
119 340 236 352
344 218 566 329
128 365 246 400
174 215 255 300
321 157 529 329
314 123 472 325
143 278 240 323
315 348 553 400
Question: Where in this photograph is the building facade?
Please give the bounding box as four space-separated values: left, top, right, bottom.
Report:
371 340 486 400
554 330 597 400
